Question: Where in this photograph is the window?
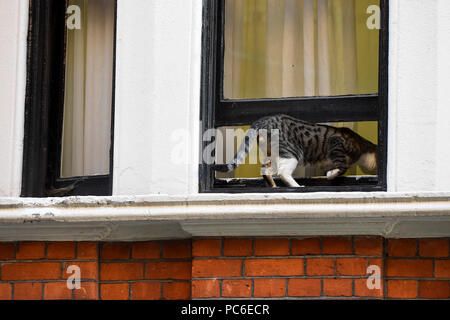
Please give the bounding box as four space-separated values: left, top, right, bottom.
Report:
200 0 388 193
21 0 117 197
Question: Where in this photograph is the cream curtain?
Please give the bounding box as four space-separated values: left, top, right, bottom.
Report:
61 0 115 178
221 0 379 178
224 0 379 99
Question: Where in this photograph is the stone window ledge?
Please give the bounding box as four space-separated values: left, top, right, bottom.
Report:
0 192 449 241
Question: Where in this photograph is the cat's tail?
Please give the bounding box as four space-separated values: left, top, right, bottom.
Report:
212 128 258 173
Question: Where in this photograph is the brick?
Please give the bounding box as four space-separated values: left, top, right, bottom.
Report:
354 237 383 256
63 262 98 280
163 241 191 259
192 280 220 298
254 239 289 256
14 283 42 300
2 262 61 280
0 243 15 260
47 242 76 260
132 282 161 300
101 243 130 260
245 259 303 277
254 279 286 298
337 258 366 276
223 238 253 256
420 281 450 299
77 242 98 260
74 282 98 300
322 237 352 255
419 239 449 258
101 283 129 300
193 259 241 278
306 258 334 276
222 279 252 298
337 258 382 276
435 260 450 278
291 238 321 255
100 263 144 281
192 239 221 257
288 279 321 297
147 261 191 280
355 278 383 298
0 283 12 300
386 259 433 278
387 239 417 257
132 242 160 259
44 282 72 300
16 242 45 260
387 280 418 299
323 279 353 297
163 282 190 300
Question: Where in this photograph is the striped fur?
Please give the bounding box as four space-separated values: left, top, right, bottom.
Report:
213 114 378 187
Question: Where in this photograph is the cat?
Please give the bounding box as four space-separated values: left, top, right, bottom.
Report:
213 114 378 188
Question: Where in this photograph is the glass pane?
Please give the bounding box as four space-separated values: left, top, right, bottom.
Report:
61 0 115 178
215 121 378 179
224 0 380 99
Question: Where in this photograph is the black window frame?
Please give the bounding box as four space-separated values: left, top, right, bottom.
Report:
21 0 117 197
200 0 389 193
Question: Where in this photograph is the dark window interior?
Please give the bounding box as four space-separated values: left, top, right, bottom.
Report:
21 0 117 197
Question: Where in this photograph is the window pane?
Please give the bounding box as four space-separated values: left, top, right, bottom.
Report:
224 0 380 99
215 121 378 179
61 0 115 178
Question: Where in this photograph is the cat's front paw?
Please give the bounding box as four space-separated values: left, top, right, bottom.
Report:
326 169 340 180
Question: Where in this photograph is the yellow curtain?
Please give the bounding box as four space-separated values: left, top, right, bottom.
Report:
224 0 379 99
61 0 115 178
221 0 379 179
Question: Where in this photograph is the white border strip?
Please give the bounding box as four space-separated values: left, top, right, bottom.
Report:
1 192 449 240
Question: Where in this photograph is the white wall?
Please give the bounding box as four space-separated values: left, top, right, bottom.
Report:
113 0 202 195
387 0 450 192
435 0 450 191
1 0 450 197
0 0 28 197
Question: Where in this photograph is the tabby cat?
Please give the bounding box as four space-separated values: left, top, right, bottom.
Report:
213 114 378 188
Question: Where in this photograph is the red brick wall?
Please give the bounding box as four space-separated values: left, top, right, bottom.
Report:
0 237 448 300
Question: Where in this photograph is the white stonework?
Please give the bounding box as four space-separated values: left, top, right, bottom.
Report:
0 192 449 240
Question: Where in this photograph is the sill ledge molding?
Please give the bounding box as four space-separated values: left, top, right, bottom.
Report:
0 192 450 241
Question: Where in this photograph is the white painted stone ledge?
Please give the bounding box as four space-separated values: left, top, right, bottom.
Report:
0 192 449 241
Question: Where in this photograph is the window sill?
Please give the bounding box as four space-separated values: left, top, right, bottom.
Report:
0 192 449 241
211 176 381 193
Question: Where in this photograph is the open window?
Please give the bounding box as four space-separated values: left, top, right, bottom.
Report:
200 0 388 193
22 0 117 197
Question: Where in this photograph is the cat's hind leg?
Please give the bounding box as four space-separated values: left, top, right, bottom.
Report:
261 161 277 188
277 158 302 188
259 133 278 188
